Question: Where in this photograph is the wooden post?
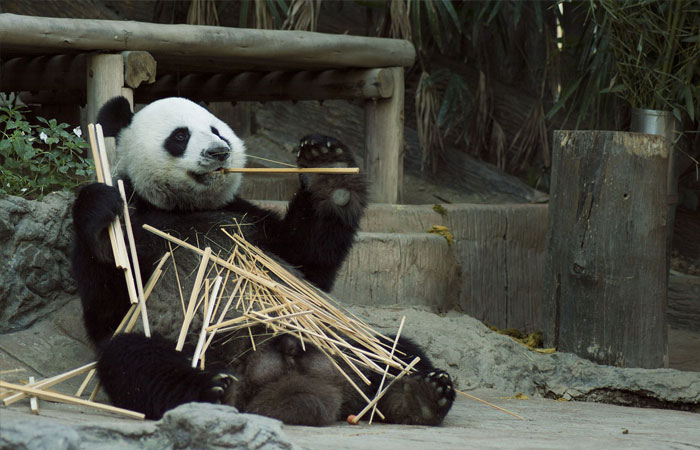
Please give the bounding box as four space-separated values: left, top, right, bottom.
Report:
86 54 133 165
544 131 669 368
364 67 404 204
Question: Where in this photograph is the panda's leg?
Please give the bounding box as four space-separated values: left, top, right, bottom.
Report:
270 135 368 291
72 183 135 344
242 374 343 426
97 333 235 419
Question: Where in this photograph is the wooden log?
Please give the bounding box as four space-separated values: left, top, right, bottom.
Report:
0 54 87 91
1 51 154 92
364 67 404 203
135 68 393 103
0 14 415 73
544 131 669 368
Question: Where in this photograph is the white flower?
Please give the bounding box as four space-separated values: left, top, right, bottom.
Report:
73 127 82 137
39 132 48 143
21 188 27 193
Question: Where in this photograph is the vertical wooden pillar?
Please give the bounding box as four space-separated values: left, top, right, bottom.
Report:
544 130 669 368
86 54 133 165
364 67 404 204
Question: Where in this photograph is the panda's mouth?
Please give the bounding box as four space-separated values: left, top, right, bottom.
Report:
188 168 224 184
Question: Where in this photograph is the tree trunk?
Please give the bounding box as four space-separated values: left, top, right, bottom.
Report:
544 131 669 368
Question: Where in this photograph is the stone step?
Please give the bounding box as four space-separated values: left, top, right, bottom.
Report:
253 200 548 332
332 232 460 312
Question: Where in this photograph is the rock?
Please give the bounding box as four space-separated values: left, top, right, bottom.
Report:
0 403 298 450
350 306 700 412
0 192 76 333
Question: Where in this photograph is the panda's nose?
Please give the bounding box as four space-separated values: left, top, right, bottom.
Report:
203 147 230 162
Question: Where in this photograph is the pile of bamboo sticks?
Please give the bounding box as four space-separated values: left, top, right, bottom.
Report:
144 221 418 423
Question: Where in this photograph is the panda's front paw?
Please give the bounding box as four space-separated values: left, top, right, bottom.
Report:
199 373 237 404
296 134 356 170
296 135 357 195
73 183 124 263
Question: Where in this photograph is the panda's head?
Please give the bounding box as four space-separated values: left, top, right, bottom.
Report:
97 96 247 211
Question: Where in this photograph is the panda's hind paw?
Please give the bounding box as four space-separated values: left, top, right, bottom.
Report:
199 373 237 404
422 369 455 411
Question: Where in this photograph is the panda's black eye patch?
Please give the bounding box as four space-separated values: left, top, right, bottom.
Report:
164 127 190 157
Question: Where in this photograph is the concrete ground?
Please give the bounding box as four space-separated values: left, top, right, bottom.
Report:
287 392 700 450
2 389 699 450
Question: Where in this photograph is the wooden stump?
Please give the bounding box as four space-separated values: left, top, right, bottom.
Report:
544 131 669 368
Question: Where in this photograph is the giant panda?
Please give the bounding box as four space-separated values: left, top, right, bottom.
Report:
71 96 455 425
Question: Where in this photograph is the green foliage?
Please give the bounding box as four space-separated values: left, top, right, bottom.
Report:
0 105 94 200
237 0 290 29
592 0 700 122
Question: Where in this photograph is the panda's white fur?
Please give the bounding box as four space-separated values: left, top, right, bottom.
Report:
114 98 247 211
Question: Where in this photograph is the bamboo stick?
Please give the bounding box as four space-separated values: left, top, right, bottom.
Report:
176 247 212 351
28 376 39 415
117 179 150 336
87 124 123 269
94 125 139 306
4 362 98 406
369 316 405 424
456 389 525 421
218 167 359 174
75 370 97 398
0 381 144 420
192 276 222 368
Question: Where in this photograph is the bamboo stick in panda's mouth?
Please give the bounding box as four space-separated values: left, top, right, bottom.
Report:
216 167 360 174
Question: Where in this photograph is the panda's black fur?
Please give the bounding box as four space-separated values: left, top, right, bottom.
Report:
71 96 456 424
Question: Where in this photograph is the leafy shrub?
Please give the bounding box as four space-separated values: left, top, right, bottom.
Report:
0 105 94 199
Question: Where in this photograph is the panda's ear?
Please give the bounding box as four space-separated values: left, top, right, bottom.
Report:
96 97 133 137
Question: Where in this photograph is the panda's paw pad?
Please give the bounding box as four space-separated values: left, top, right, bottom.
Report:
296 134 355 168
422 369 455 409
331 189 351 206
200 373 237 404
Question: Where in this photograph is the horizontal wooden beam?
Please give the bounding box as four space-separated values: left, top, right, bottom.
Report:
1 54 86 92
0 13 415 73
1 51 155 92
135 68 394 103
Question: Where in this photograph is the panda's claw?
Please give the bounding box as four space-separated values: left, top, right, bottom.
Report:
296 134 355 169
200 372 237 404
